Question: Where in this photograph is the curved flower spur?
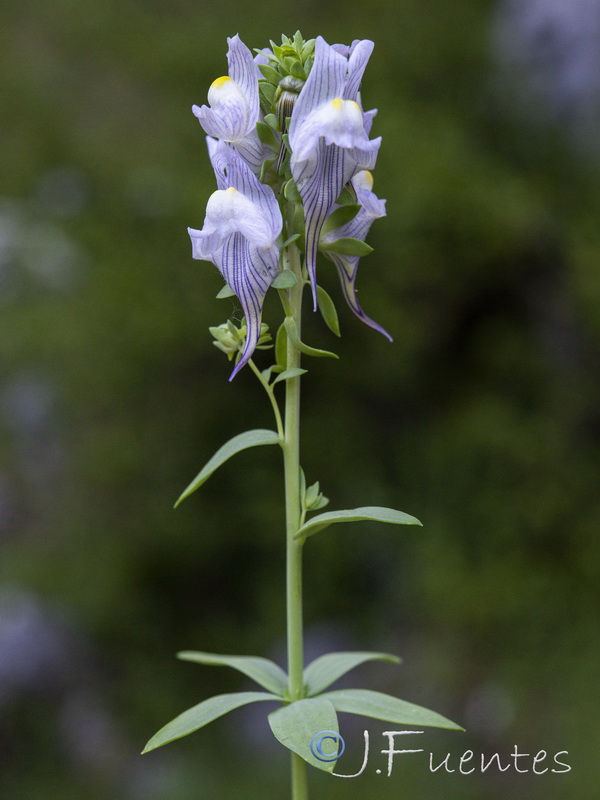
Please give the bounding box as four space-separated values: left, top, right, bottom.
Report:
146 32 463 800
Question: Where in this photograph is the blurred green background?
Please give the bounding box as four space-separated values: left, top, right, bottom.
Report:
1 0 599 797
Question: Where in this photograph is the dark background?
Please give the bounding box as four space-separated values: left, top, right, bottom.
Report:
1 0 599 797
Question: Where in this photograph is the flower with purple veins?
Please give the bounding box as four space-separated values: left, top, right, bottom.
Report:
288 36 381 308
322 170 392 341
188 139 282 380
192 35 268 174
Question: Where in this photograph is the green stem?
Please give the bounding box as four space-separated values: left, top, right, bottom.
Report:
248 359 284 440
282 242 308 800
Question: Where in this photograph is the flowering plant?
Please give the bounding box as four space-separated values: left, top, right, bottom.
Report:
143 32 461 798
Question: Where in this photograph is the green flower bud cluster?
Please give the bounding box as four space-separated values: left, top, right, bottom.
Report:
300 470 329 513
210 320 272 361
256 31 315 116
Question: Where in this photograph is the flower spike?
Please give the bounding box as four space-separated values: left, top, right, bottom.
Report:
288 36 381 308
188 139 282 379
193 35 268 174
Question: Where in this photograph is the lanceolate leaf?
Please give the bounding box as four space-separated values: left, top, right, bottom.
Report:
174 430 281 507
284 317 339 359
319 689 464 730
321 204 361 237
142 691 281 753
273 368 308 385
321 237 374 257
316 285 341 337
296 506 422 540
304 651 401 696
275 322 287 370
177 651 288 697
269 697 340 773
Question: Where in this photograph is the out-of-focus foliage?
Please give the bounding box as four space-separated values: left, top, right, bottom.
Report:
1 0 599 797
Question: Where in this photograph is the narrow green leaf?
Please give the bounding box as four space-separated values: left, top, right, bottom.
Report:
256 121 279 150
216 284 236 299
321 237 373 257
321 204 361 237
177 651 288 696
226 319 237 336
271 269 298 289
258 64 282 85
275 323 287 370
273 368 307 385
316 285 341 337
304 652 401 696
142 692 280 753
296 506 422 540
269 697 340 773
320 689 464 730
284 317 339 359
175 429 281 507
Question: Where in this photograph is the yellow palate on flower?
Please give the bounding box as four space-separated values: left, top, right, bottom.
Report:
360 170 374 190
331 97 343 110
210 76 231 90
225 186 237 194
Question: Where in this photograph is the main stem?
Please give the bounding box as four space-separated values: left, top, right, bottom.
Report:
283 242 308 800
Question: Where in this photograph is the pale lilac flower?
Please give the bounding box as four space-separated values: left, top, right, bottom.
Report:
192 35 267 174
322 171 391 341
288 36 381 306
188 139 282 379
